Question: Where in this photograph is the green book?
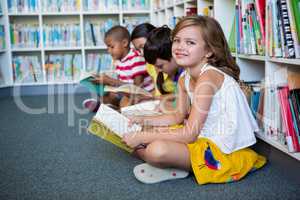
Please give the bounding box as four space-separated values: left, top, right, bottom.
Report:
79 74 105 96
291 0 300 41
229 18 236 53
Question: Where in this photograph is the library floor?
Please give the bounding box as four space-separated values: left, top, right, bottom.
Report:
1 94 300 200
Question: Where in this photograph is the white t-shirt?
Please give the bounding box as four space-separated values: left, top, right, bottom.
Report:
184 64 258 154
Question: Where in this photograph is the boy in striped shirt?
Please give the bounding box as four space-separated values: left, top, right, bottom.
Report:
83 25 154 111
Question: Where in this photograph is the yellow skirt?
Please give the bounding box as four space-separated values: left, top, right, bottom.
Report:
187 138 266 185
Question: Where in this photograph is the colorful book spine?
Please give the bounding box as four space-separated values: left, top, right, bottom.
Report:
290 0 300 42
85 19 118 46
122 0 150 10
12 55 43 83
83 0 119 11
278 0 295 58
43 24 81 47
255 0 266 46
45 53 82 82
86 53 113 73
10 23 40 48
42 0 81 12
277 86 300 152
287 0 300 58
123 15 150 33
8 0 39 13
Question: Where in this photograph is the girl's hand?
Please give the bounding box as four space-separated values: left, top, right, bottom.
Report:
127 115 144 127
122 132 143 148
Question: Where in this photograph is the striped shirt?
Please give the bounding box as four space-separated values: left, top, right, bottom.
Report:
116 49 154 92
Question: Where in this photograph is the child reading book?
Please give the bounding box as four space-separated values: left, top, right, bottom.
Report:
143 26 184 113
123 16 266 184
83 25 154 112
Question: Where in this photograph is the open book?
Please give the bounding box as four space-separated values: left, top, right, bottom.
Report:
121 100 162 116
79 71 115 96
104 84 153 97
88 104 142 153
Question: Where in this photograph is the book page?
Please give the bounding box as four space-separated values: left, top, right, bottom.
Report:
94 104 142 137
121 100 162 116
104 84 153 97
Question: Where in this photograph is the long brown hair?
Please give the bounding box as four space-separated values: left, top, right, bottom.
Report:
172 16 240 81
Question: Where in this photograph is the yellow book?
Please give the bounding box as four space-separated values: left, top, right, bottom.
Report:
88 104 142 153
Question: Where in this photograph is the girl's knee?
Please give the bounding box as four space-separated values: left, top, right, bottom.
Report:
145 140 169 165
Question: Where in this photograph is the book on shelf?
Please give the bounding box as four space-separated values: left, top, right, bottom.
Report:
45 53 82 82
85 19 118 46
43 24 81 48
8 0 39 13
277 86 300 152
123 15 150 33
104 84 153 97
42 0 80 12
88 103 142 153
236 0 265 55
83 0 119 11
86 53 113 73
121 100 161 116
267 0 300 58
10 24 40 48
12 55 43 83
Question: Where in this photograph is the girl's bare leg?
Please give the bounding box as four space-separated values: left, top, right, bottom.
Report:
141 140 191 171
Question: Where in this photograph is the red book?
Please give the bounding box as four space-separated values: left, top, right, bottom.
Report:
278 86 300 152
254 0 266 45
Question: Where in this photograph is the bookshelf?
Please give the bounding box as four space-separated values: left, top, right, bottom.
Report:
0 0 152 86
230 0 300 161
0 0 299 161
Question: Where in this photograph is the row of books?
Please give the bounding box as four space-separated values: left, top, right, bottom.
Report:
7 0 150 13
84 19 118 46
8 0 39 13
236 0 265 56
267 0 300 58
12 55 43 83
10 24 40 48
264 85 300 153
244 76 300 153
86 53 113 73
45 53 82 82
0 25 5 49
123 15 150 33
42 0 81 12
83 0 119 11
43 24 81 48
121 0 150 10
255 68 300 153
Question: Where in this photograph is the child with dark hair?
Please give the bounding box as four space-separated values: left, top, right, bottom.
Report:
143 26 184 112
131 23 156 56
83 25 154 111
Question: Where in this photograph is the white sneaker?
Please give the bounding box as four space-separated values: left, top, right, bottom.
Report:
133 163 189 184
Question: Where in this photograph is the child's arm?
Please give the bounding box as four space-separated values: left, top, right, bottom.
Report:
92 74 125 87
127 76 189 126
123 70 224 148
